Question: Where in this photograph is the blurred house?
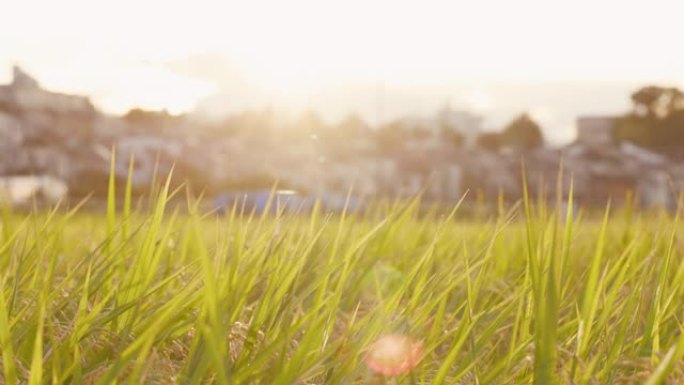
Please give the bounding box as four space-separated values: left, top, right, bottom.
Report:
113 135 182 187
564 140 673 207
0 66 104 184
437 107 483 148
576 116 614 146
390 149 464 200
0 66 96 138
2 67 684 210
0 112 24 147
0 175 68 206
391 108 482 152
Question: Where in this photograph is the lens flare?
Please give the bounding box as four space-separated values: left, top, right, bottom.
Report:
364 334 423 377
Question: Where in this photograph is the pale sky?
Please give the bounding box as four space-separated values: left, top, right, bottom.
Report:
1 0 684 143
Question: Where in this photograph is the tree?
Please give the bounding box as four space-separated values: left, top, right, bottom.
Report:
631 86 684 119
655 110 684 151
124 108 172 125
615 85 684 151
476 132 501 152
297 111 326 137
123 108 175 134
613 114 654 147
439 124 464 148
324 114 370 143
375 121 407 154
336 114 369 136
500 113 544 151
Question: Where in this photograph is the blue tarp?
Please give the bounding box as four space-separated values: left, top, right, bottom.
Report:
213 190 364 215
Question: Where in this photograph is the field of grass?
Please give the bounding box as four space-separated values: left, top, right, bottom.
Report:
2 175 684 384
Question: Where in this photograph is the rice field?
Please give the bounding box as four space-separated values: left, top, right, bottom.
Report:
1 174 684 384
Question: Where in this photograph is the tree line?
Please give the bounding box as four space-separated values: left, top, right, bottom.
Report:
614 86 684 152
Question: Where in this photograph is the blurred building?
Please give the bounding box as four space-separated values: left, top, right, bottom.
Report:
2 67 684 210
0 175 68 206
576 116 614 146
0 66 95 119
438 106 483 147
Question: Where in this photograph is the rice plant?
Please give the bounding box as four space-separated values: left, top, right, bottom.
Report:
1 172 684 384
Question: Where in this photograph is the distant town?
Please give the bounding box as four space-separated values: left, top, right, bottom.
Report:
1 66 683 210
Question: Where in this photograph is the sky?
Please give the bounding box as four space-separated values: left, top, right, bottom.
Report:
1 0 684 143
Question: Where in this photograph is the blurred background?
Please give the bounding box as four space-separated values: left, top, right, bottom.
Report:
1 0 683 210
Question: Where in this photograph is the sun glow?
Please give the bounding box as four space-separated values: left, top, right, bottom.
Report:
1 0 683 118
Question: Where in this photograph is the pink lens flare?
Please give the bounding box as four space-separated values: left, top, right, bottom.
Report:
364 334 424 377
